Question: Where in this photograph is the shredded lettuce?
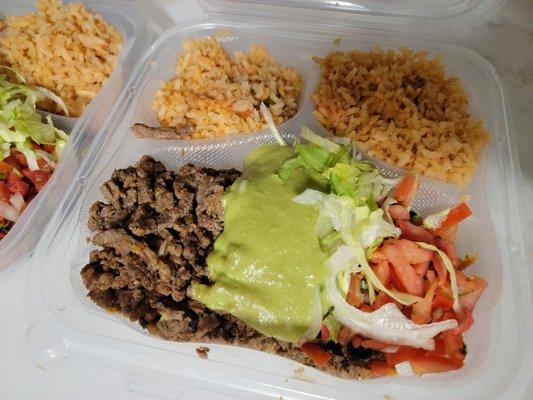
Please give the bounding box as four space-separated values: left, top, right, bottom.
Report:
260 102 286 146
423 208 450 230
322 313 342 342
293 190 400 251
0 71 68 169
325 257 457 350
272 127 455 345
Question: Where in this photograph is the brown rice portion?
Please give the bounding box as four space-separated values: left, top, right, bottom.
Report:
153 38 302 139
0 0 123 117
312 48 490 187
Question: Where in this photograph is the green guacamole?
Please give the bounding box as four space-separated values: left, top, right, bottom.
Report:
191 144 328 343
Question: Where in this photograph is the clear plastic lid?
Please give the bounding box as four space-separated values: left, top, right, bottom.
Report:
198 0 506 35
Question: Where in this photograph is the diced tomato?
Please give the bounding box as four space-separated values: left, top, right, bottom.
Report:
351 335 363 348
414 260 429 276
389 204 409 221
432 293 453 311
372 292 394 310
358 303 373 312
22 169 51 191
42 144 55 153
8 180 29 197
435 238 459 267
370 251 387 263
300 343 331 366
0 182 11 202
434 203 472 235
2 154 21 171
432 253 448 284
393 173 419 207
457 273 486 311
382 243 423 296
7 168 23 185
441 330 465 362
347 273 364 307
398 219 435 244
453 309 474 334
320 324 330 342
370 360 398 377
362 340 391 351
395 239 433 264
437 223 458 243
338 326 356 346
411 280 438 324
457 254 478 271
372 260 390 287
388 264 407 292
426 270 436 283
385 346 422 367
13 151 27 167
0 160 13 174
409 353 463 375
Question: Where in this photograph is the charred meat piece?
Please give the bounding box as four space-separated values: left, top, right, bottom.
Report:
132 123 193 140
81 156 380 378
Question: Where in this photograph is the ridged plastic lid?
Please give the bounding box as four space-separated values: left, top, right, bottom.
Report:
198 0 506 35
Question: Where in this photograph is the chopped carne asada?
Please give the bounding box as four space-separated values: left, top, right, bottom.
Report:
81 156 380 378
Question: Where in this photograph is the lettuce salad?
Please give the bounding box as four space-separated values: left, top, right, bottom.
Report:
260 100 460 350
0 68 68 235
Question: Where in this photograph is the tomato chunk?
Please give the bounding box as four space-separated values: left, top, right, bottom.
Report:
0 160 13 174
42 144 55 153
393 174 419 207
0 182 11 202
338 326 356 346
13 151 27 167
300 343 331 366
398 219 435 244
371 260 390 287
435 238 459 267
411 280 437 324
372 291 394 310
457 273 487 311
453 309 474 334
362 340 391 351
351 335 363 348
8 180 29 197
434 203 472 235
413 260 429 276
441 330 465 362
320 324 330 342
346 273 364 307
395 239 433 264
382 243 423 296
22 169 51 191
7 168 22 186
409 354 463 375
432 293 453 311
385 346 422 367
370 360 398 377
457 254 478 271
432 253 448 284
389 204 409 221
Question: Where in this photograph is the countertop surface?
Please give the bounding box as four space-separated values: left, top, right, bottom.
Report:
0 0 531 399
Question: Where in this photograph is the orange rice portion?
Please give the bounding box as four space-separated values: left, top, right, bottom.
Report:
312 48 490 186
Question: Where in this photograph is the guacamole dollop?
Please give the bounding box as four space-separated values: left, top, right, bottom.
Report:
190 144 328 343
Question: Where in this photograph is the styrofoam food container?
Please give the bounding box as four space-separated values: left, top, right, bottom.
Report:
26 1 532 399
0 0 153 275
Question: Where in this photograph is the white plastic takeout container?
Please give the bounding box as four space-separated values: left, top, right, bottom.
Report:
26 0 532 399
0 0 153 275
